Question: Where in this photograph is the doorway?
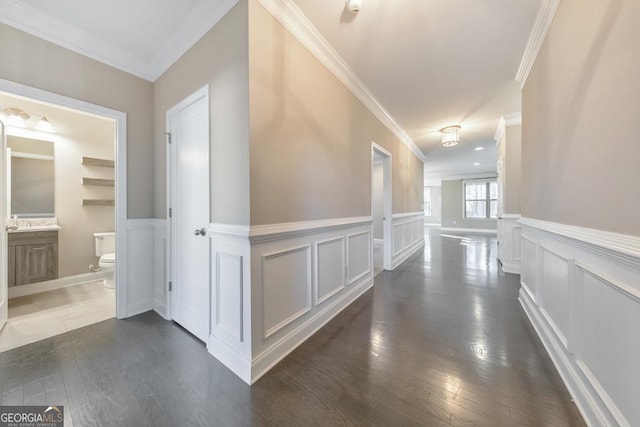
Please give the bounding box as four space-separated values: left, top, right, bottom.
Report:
371 143 392 273
0 79 127 343
166 86 210 343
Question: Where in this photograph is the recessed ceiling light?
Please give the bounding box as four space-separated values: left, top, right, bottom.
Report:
473 162 480 166
474 146 484 151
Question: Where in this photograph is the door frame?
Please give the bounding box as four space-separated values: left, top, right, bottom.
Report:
371 142 393 271
165 85 210 321
0 78 129 319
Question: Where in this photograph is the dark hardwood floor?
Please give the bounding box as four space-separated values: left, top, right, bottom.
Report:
0 229 586 426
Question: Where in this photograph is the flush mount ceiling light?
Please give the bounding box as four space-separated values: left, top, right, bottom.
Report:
474 146 484 151
440 125 461 147
345 0 363 14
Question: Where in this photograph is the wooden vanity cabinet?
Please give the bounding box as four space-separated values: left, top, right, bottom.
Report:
8 230 59 287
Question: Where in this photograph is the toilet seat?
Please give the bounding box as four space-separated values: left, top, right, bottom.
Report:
100 253 116 263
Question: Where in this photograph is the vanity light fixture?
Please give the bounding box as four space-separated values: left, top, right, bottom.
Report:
440 125 461 147
0 106 54 132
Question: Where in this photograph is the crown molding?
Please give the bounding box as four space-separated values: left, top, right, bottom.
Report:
515 0 561 89
256 0 426 163
0 0 239 82
494 116 506 143
148 0 239 81
494 112 521 142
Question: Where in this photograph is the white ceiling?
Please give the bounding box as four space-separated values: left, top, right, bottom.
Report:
0 0 543 183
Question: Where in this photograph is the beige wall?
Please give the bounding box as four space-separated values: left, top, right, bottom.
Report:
441 179 497 230
0 93 115 277
248 0 423 225
153 0 250 225
522 0 640 236
499 124 522 215
0 24 153 218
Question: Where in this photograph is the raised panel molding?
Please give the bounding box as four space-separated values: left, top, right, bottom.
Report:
519 218 640 427
215 252 244 342
347 231 371 285
261 245 312 339
126 219 157 317
498 215 521 274
391 213 425 269
315 237 345 305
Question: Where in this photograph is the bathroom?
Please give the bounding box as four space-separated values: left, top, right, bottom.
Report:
0 92 116 352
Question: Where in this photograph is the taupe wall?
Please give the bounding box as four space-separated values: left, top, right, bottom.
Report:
522 0 640 236
248 0 423 225
0 93 115 277
441 180 496 230
502 124 522 215
0 23 153 218
153 0 250 225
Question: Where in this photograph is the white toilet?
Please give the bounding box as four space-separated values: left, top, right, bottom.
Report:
94 232 116 289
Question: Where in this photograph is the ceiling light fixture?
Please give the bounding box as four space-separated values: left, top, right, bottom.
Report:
345 0 362 14
36 116 53 132
440 125 461 147
474 146 484 151
473 162 480 166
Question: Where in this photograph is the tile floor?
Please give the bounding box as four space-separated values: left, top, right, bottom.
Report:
0 281 115 353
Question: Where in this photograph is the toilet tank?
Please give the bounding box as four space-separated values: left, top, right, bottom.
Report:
94 232 115 256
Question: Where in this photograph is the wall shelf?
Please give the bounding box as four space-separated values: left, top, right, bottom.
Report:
81 199 114 206
81 177 115 187
82 156 114 168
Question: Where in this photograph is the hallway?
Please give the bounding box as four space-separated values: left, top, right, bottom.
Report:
0 230 585 426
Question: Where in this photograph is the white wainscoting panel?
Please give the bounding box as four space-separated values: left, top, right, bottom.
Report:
518 217 640 427
391 212 425 269
249 217 374 384
497 214 521 274
126 219 157 317
152 219 168 319
208 223 252 384
347 231 371 285
315 237 345 304
261 245 312 339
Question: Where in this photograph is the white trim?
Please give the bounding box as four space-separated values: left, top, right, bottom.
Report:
209 223 250 239
515 0 561 89
504 112 522 126
494 116 506 143
440 227 497 234
501 213 522 219
372 142 393 271
256 0 425 163
249 275 373 385
0 0 240 82
518 217 640 262
0 78 128 320
8 272 108 299
249 216 372 244
391 211 424 220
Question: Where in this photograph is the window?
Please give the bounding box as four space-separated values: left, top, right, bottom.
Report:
423 187 432 216
464 180 497 219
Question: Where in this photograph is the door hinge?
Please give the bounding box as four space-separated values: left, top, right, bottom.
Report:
168 281 172 292
163 132 172 144
169 207 172 218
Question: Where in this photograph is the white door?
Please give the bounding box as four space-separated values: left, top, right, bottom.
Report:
0 121 8 331
168 87 210 342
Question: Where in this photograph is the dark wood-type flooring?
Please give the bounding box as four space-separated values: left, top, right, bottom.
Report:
0 230 586 426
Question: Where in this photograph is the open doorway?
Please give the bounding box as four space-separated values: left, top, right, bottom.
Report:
0 80 127 352
371 143 392 274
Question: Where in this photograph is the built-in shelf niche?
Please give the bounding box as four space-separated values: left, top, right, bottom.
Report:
82 156 114 168
81 199 114 206
81 177 114 187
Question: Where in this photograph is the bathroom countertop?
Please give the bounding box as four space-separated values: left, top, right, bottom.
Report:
8 225 62 233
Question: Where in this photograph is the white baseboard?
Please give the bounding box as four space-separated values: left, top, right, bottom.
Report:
441 227 497 234
499 261 521 274
127 299 154 317
250 275 373 384
392 239 425 269
208 334 252 384
8 271 108 299
519 289 612 427
519 218 639 426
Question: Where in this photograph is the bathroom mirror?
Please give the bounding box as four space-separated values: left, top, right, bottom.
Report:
7 133 55 218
